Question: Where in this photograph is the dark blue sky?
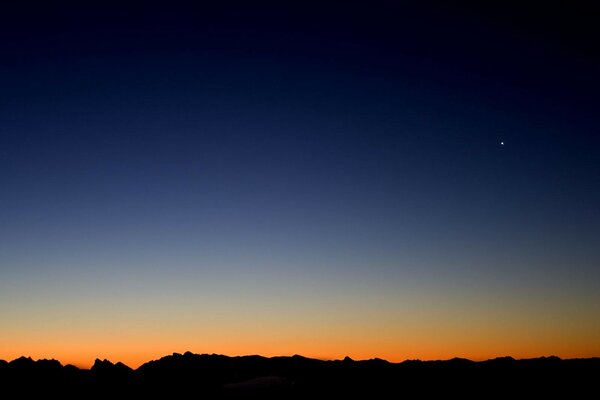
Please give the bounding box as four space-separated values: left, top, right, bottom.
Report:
1 2 599 364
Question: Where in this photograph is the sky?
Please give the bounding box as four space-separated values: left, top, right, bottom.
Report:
1 2 599 368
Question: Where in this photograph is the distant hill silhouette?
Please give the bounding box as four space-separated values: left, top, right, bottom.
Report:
1 352 598 397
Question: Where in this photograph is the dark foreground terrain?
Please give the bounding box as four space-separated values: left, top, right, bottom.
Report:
1 352 598 397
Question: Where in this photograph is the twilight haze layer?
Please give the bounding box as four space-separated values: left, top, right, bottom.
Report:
1 2 598 368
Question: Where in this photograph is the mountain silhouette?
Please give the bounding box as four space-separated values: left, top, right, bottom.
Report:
0 352 598 397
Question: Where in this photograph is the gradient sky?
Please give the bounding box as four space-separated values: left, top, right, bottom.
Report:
1 2 599 368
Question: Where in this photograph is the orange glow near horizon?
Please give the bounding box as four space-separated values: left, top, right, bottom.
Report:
3 322 599 369
2 271 599 369
4 346 600 370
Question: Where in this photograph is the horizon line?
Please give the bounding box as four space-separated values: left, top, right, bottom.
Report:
5 351 599 371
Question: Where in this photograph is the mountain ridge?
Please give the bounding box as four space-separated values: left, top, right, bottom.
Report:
2 352 598 370
1 352 598 397
0 351 600 372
